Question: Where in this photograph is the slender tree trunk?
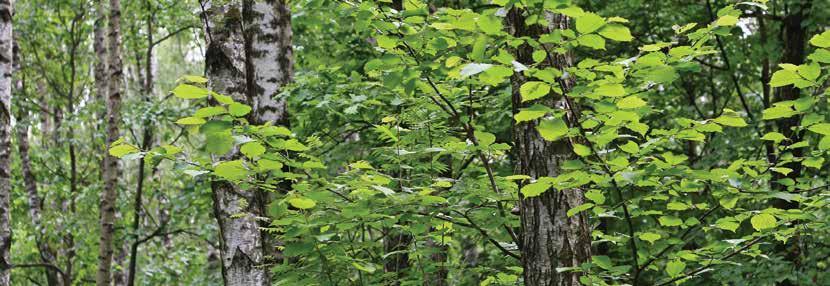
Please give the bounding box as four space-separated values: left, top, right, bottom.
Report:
772 1 811 204
508 10 591 286
93 0 108 185
0 1 13 284
202 1 292 284
97 0 124 284
94 0 108 103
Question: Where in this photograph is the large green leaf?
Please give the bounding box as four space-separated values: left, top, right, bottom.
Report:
214 160 248 181
598 24 633 41
520 81 551 102
537 118 568 141
575 12 605 34
750 213 777 231
172 84 209 99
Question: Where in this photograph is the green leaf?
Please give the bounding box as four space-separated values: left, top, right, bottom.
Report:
172 84 209 99
514 105 550 123
595 83 625 97
474 131 496 146
211 92 235 105
809 30 830 48
240 141 266 158
761 132 786 143
505 175 531 181
258 126 292 137
205 132 234 154
576 12 605 34
520 81 551 102
803 157 824 169
658 216 683 227
573 143 591 157
577 34 606 50
229 103 252 117
808 49 830 63
175 117 206 125
532 50 547 63
714 15 738 26
181 75 208 84
616 96 646 109
537 118 568 141
477 15 503 35
750 213 777 231
598 24 633 41
808 123 830 135
376 35 397 50
194 106 227 118
666 260 686 278
715 218 740 232
258 159 283 171
769 69 801 87
762 104 798 120
638 232 661 244
798 63 821 81
619 141 639 153
351 262 377 273
521 181 550 197
567 203 594 217
303 160 325 169
283 139 310 151
713 115 748 127
289 197 317 209
584 190 605 204
820 136 830 150
591 255 613 270
109 144 139 158
214 160 248 181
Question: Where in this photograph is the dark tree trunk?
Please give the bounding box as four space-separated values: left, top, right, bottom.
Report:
508 10 592 286
772 2 812 285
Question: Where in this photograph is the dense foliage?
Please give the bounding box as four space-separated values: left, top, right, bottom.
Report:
3 0 829 285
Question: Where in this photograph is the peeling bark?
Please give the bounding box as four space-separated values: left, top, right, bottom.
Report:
508 10 591 286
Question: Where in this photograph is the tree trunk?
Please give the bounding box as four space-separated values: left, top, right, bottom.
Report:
0 0 13 284
772 2 812 285
202 1 292 285
97 0 124 284
771 1 811 204
508 10 591 286
94 0 108 102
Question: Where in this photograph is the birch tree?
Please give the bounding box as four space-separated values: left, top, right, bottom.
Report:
0 0 13 284
201 0 292 284
97 0 124 284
